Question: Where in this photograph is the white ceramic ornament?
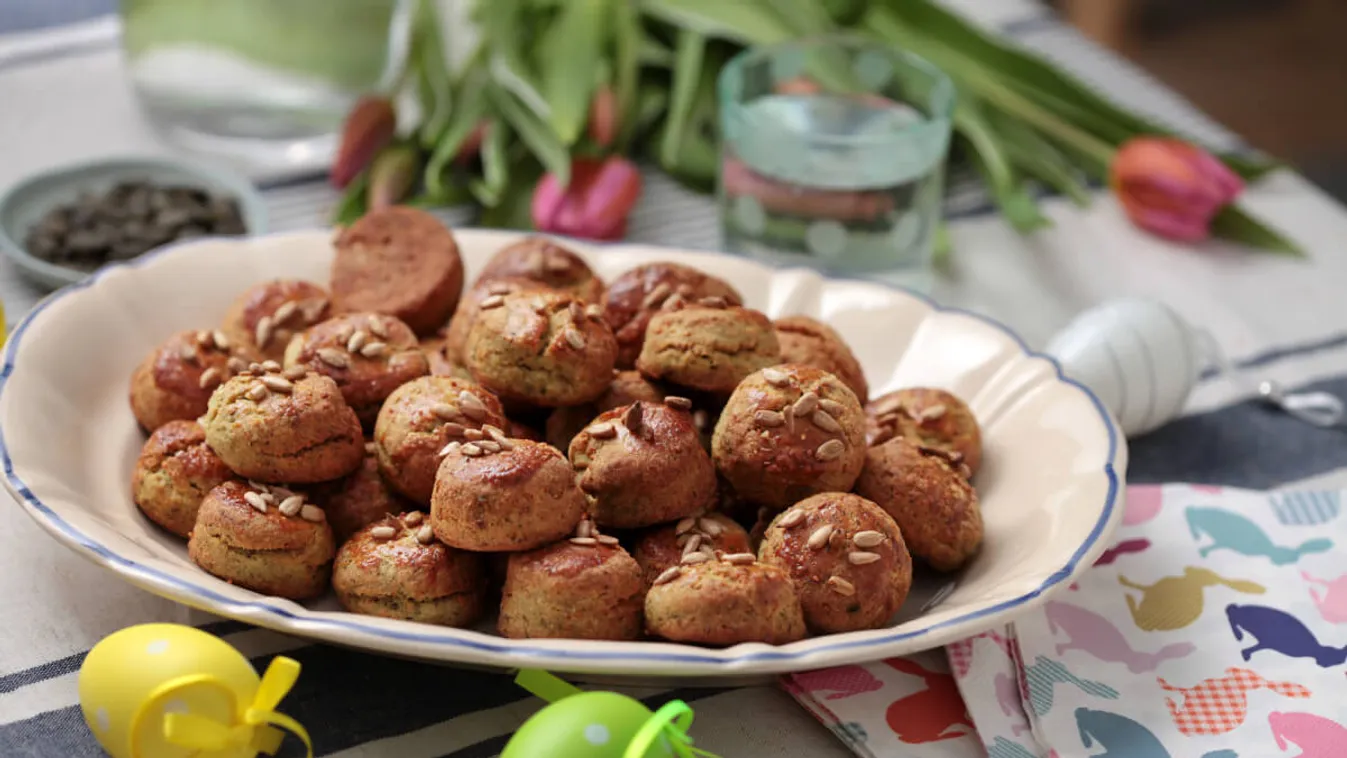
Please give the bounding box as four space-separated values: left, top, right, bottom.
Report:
1045 299 1203 437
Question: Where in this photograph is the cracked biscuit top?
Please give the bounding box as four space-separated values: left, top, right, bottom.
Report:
634 302 780 395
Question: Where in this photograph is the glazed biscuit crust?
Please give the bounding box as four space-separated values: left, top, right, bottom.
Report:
544 370 666 452
331 206 465 334
442 276 556 365
866 388 983 476
464 291 617 407
635 305 780 395
474 237 605 303
311 448 409 543
129 329 243 431
604 262 744 368
644 560 805 645
131 420 236 537
201 370 365 483
569 401 717 529
854 436 983 571
283 312 429 425
373 376 508 505
429 439 586 551
221 279 331 361
759 492 912 633
711 364 867 510
632 512 751 587
774 315 869 404
497 541 645 640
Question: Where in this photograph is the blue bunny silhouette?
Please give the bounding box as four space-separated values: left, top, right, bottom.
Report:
1226 604 1347 668
1186 507 1331 565
1076 708 1238 757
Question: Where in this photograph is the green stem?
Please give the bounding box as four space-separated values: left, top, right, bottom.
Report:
970 76 1115 171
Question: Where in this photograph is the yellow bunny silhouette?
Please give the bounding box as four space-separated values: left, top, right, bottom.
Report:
1119 566 1265 631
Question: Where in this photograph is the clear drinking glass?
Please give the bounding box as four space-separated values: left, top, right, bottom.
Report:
717 36 955 289
120 0 414 179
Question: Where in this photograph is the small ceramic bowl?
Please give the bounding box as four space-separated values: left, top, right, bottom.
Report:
0 156 267 290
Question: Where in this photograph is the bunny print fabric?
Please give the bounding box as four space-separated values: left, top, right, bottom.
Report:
782 485 1347 758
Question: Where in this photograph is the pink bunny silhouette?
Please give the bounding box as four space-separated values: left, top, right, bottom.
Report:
994 672 1030 736
790 664 884 700
1045 601 1194 672
1124 486 1163 526
1302 571 1347 624
1269 711 1347 757
947 630 1014 677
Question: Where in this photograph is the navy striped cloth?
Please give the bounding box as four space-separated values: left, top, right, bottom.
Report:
4 2 1347 757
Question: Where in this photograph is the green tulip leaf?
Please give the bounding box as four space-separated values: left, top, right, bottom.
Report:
539 0 606 145
333 171 370 225
479 155 545 230
481 0 552 120
469 118 511 207
638 30 675 67
640 0 795 45
955 100 1050 232
413 0 455 148
490 84 572 188
661 28 705 169
424 65 489 198
613 0 642 147
1211 205 1305 257
987 106 1093 207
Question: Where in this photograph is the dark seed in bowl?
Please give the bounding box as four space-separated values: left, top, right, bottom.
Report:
24 179 248 271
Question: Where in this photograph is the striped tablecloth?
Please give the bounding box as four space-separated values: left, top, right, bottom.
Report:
4 3 1347 757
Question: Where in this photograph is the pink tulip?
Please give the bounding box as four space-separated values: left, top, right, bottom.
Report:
531 157 642 241
1111 138 1243 242
587 85 619 148
331 96 397 189
366 144 419 211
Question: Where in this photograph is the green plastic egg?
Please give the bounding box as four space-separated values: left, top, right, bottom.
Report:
501 691 678 758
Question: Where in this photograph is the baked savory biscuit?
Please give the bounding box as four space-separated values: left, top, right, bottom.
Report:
635 303 780 395
711 364 866 511
221 279 331 362
333 512 487 626
131 420 236 538
430 438 586 551
330 206 464 334
854 436 982 572
604 263 744 367
866 388 983 476
372 376 508 505
497 521 644 640
128 329 249 432
474 237 605 303
632 512 751 587
441 276 557 366
310 442 409 543
758 492 912 633
774 315 868 404
544 370 666 452
644 553 805 645
201 365 364 483
282 312 429 426
187 480 335 599
463 290 617 408
569 398 717 529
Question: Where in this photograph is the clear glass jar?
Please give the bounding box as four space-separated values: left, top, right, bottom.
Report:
717 36 955 290
120 0 413 179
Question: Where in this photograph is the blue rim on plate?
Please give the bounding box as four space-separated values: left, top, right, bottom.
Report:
0 155 268 290
0 234 1123 671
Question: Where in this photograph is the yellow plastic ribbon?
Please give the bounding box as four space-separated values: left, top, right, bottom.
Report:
155 657 312 758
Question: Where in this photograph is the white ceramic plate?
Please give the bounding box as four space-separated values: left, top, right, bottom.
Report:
0 229 1126 679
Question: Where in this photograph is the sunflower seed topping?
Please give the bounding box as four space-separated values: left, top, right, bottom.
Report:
661 294 686 312
463 428 484 441
918 404 947 422
723 552 756 565
642 283 672 309
563 328 587 350
365 441 378 454
439 441 461 457
793 392 819 416
336 324 355 344
416 525 435 544
624 402 644 435
368 318 389 338
811 410 842 433
653 566 682 585
753 410 785 428
371 525 397 540
485 425 508 443
209 330 229 351
283 366 307 381
198 367 222 389
698 518 723 536
458 391 488 421
360 341 387 358
570 536 598 546
430 403 460 421
828 576 857 596
260 375 293 393
272 301 298 325
807 524 835 550
195 330 213 347
682 534 703 555
675 517 696 535
598 534 620 546
404 511 424 525
546 254 572 274
816 439 846 461
664 396 693 410
762 367 790 387
259 491 277 506
301 298 328 324
575 520 594 539
478 440 501 453
347 329 368 353
300 505 325 522
317 348 349 368
818 399 847 417
848 551 881 565
243 491 268 512
585 303 605 320
572 452 590 469
479 294 505 310
778 509 807 528
587 421 616 439
680 551 711 565
260 360 282 373
460 442 483 456
487 282 514 296
698 295 728 309
568 301 585 322
247 384 269 402
278 495 305 517
226 356 249 373
782 404 796 434
255 316 274 348
853 530 886 548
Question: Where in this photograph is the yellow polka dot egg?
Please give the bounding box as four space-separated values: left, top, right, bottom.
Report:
78 623 310 758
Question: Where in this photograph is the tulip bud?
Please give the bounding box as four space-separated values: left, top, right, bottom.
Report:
1111 138 1243 242
367 144 420 211
531 157 642 241
331 96 397 189
587 85 619 148
456 121 490 167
